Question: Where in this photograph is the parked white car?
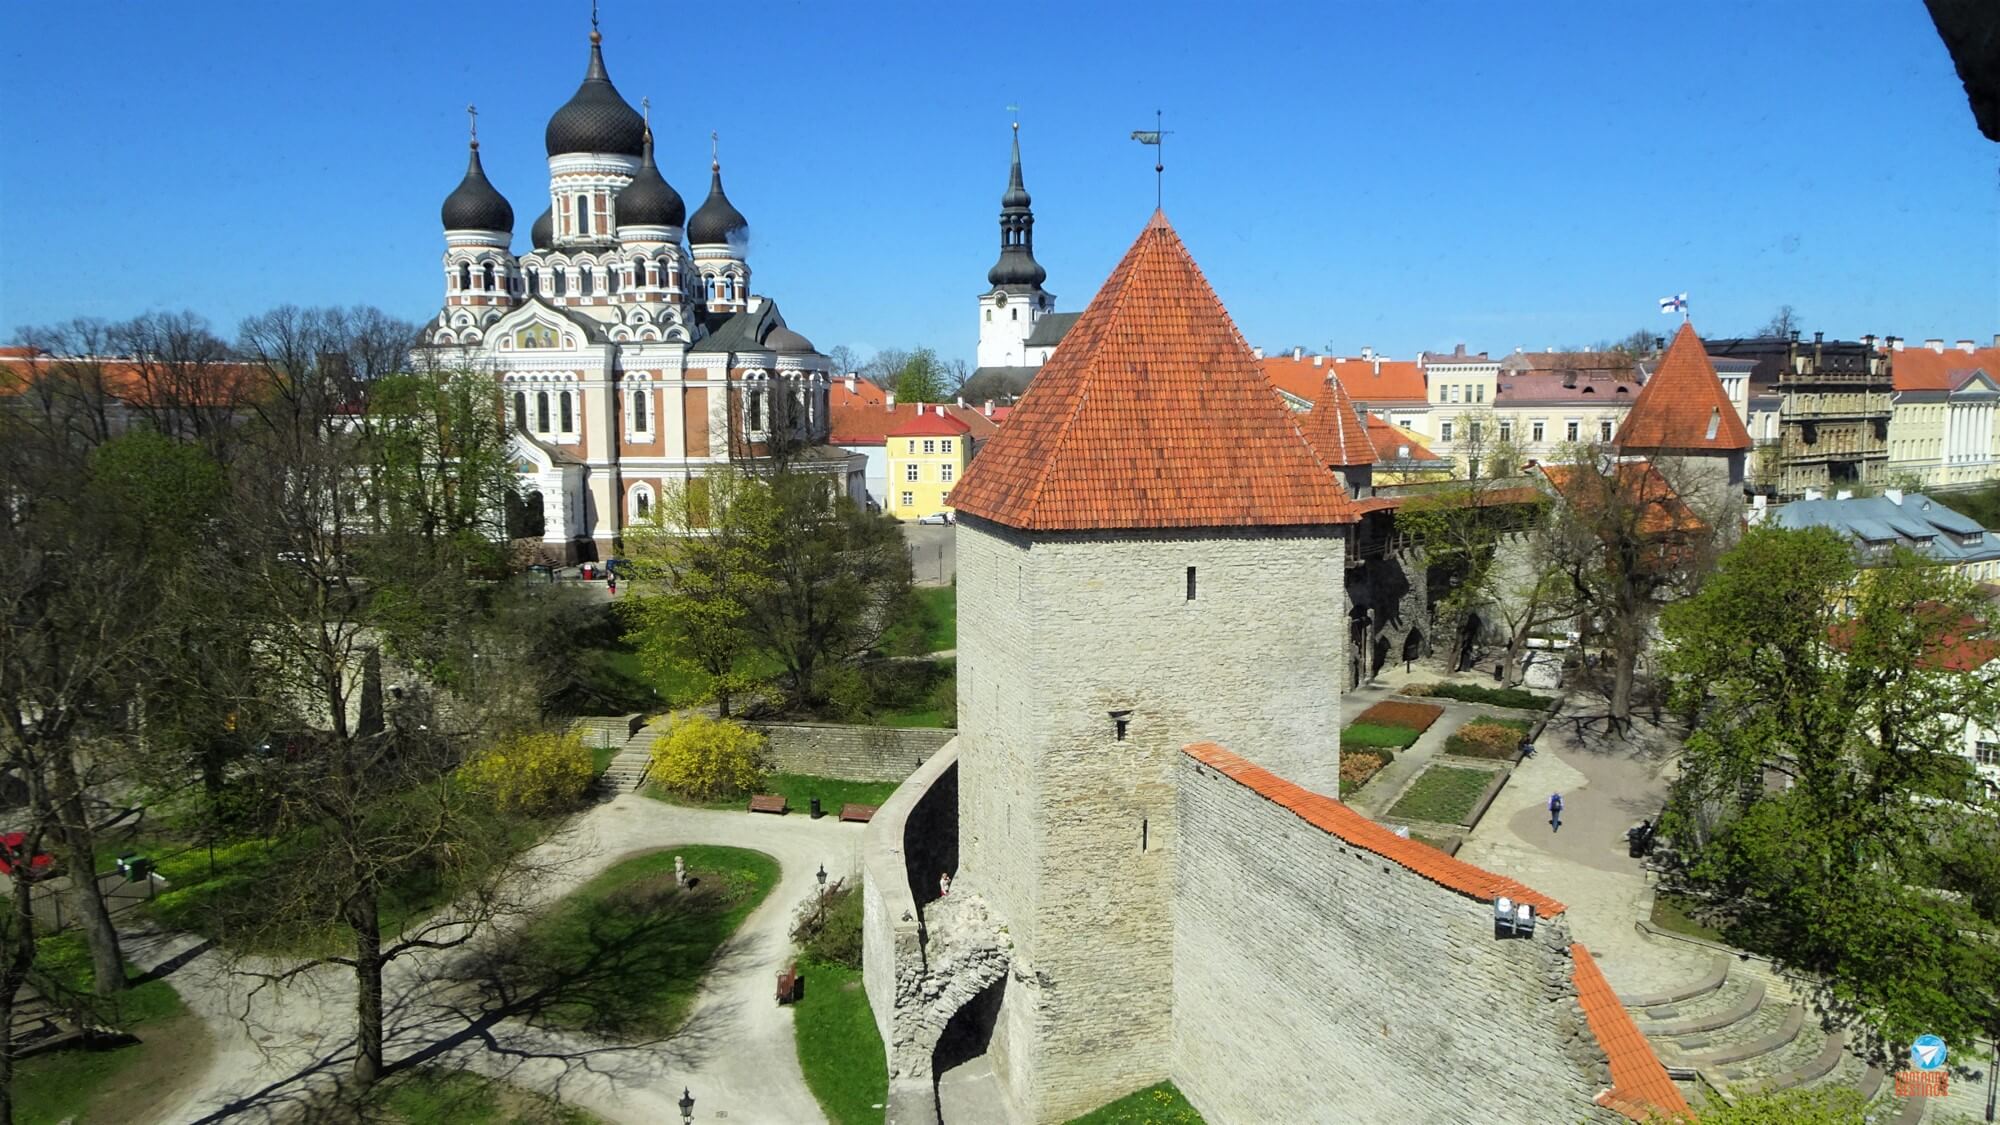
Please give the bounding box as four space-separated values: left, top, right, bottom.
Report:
916 512 953 525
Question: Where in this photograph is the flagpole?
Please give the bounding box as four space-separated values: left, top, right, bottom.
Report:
1155 109 1163 210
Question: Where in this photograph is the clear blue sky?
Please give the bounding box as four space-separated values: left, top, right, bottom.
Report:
2 1 1994 366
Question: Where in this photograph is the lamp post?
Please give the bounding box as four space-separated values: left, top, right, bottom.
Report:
679 1086 694 1123
816 863 828 929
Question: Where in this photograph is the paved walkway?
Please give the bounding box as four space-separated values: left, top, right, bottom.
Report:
125 796 865 1124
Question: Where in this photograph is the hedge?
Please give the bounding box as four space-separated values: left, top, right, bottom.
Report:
1418 682 1556 711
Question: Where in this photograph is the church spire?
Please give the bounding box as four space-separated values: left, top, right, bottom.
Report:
988 121 1046 290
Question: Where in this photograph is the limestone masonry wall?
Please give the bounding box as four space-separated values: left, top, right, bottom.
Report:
751 721 952 783
1171 753 1612 1125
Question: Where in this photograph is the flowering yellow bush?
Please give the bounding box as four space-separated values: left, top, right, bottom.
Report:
649 714 767 801
463 731 595 815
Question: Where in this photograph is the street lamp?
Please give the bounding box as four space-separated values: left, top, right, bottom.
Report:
816 864 829 929
679 1087 694 1123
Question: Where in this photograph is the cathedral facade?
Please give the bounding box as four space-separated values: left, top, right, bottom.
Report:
422 23 859 562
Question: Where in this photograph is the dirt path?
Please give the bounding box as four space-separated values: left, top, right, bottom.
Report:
120 795 865 1124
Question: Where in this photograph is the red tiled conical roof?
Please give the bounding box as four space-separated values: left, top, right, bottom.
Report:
1615 322 1753 453
1299 374 1377 469
949 211 1357 530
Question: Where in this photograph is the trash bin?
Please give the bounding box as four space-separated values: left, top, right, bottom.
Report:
810 797 823 819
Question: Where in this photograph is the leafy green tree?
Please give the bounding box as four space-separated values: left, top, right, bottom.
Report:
1661 527 2000 1051
1396 475 1565 681
891 347 949 404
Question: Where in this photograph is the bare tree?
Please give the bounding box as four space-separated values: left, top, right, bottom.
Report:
108 310 248 455
1758 305 1802 338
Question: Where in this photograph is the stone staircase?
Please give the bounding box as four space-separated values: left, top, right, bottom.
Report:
1618 954 1920 1123
571 714 656 794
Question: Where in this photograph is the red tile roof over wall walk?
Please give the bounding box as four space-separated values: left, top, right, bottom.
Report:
1299 375 1377 469
1615 322 1752 453
1571 944 1694 1121
950 211 1357 530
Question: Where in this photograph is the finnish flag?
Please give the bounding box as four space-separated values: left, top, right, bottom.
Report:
1659 293 1689 314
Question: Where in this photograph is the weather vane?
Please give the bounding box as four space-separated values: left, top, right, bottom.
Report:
1007 103 1020 126
591 0 599 34
1130 110 1170 209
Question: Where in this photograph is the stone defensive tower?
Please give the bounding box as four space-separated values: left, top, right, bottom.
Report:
946 211 1359 1122
1614 320 1754 510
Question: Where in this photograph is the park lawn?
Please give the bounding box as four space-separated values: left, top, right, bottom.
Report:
369 1068 602 1125
644 772 901 815
13 934 208 1125
887 586 957 656
590 741 619 775
1340 721 1423 750
502 846 779 1038
1065 1081 1206 1124
1387 765 1495 826
793 955 888 1125
871 703 950 728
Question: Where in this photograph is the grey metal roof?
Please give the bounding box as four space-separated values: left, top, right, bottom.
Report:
690 309 767 354
1024 312 1080 349
688 163 748 246
1771 492 2000 563
544 36 645 158
531 207 553 251
615 132 685 229
441 144 513 232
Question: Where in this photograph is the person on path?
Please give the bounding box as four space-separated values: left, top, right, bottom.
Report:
1548 792 1564 833
607 575 617 597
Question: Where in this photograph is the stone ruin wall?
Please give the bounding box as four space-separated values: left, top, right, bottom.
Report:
1170 752 1618 1125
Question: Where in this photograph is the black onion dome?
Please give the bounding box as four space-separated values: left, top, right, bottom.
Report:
765 325 814 353
531 207 553 251
543 34 645 157
987 247 1046 287
616 131 685 229
440 144 514 232
687 163 748 245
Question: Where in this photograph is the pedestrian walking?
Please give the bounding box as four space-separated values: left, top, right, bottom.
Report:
607 575 617 597
1548 792 1564 833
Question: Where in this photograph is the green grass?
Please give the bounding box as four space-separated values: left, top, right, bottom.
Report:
1387 765 1496 825
644 772 901 814
590 741 619 775
369 1068 602 1125
1416 682 1556 711
12 933 193 1125
793 955 888 1125
1065 1081 1206 1124
1340 721 1423 750
1650 891 1727 943
870 704 950 728
497 846 778 1037
884 586 957 656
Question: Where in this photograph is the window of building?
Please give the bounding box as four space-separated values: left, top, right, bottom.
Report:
631 390 649 433
1978 742 1999 767
481 263 496 291
554 267 567 297
1449 385 1461 404
1600 419 1614 442
1566 420 1580 442
940 463 954 483
525 266 539 295
1531 420 1545 443
456 262 471 291
576 194 590 236
1112 710 1132 740
1440 421 1455 442
1475 385 1486 404
1011 308 1018 321
985 310 992 322
907 440 916 453
632 485 652 522
1468 421 1483 443
581 266 594 297
901 490 914 507
513 391 527 430
1499 419 1513 442
559 390 574 432
923 439 936 454
1186 565 1198 600
940 439 952 453
748 389 765 432
906 463 920 482
536 391 551 432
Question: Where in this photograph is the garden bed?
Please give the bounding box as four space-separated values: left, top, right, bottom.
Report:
1338 749 1393 798
1403 682 1556 711
1387 765 1499 826
1355 700 1444 733
1441 717 1534 760
1340 721 1423 751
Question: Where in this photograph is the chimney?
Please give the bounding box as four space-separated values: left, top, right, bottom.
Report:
1361 346 1374 361
843 373 856 393
1454 343 1467 359
1835 489 1854 501
1814 330 1824 367
1252 346 1264 360
1890 336 1905 351
1886 488 1904 505
1992 333 1999 349
1958 340 1976 353
886 391 896 409
1927 338 1945 352
1373 357 1382 375
983 399 994 417
1293 346 1303 361
1313 355 1324 368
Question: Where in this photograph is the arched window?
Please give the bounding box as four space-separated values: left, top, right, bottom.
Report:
581 266 594 297
554 267 567 297
559 390 574 432
633 486 651 522
748 389 764 431
525 266 539 295
608 267 619 294
513 391 527 430
666 260 677 288
536 391 551 432
576 194 590 236
632 389 648 432
456 262 471 291
722 277 735 302
482 262 496 291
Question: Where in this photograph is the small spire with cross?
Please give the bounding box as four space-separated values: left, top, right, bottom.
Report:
466 104 479 149
590 0 601 43
711 130 720 170
641 96 650 128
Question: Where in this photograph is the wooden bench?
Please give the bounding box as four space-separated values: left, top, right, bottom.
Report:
776 961 800 1004
839 803 878 824
748 794 787 815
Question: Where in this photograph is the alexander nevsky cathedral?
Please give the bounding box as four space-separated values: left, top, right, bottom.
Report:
422 20 860 563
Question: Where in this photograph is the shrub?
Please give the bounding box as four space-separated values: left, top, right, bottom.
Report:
791 880 864 969
930 670 958 729
1357 700 1444 733
1341 721 1422 750
1418 682 1555 711
463 731 596 815
650 714 768 801
1444 719 1534 760
1338 749 1392 797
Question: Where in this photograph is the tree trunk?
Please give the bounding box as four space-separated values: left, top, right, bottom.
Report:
50 752 124 995
1609 643 1637 728
348 890 385 1088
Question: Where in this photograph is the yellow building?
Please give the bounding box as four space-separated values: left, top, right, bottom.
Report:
886 406 972 519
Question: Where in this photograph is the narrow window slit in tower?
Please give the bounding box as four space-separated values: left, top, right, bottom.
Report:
1141 818 1149 852
1186 565 1197 601
1110 709 1131 741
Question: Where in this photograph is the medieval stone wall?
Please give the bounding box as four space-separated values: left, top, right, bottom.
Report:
750 721 954 783
1170 753 1613 1125
955 518 1348 1123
